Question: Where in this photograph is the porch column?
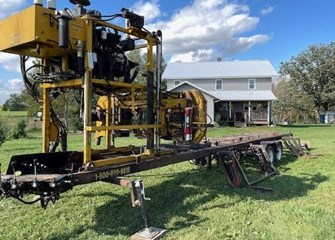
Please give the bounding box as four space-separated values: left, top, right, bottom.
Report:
267 101 271 126
229 101 232 118
248 101 251 126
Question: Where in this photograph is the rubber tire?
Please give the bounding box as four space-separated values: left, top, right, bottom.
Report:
274 142 283 161
266 145 275 164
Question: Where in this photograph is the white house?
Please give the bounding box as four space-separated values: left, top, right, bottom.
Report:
162 60 278 126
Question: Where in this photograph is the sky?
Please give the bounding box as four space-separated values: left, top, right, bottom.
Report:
0 0 335 103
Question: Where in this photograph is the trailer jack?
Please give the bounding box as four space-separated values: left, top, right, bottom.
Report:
131 180 166 240
104 177 166 240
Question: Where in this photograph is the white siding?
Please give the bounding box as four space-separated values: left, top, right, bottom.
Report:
167 78 272 92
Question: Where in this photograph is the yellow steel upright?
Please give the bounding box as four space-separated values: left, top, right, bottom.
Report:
146 39 154 72
105 94 112 150
145 38 155 151
83 17 93 165
42 88 51 153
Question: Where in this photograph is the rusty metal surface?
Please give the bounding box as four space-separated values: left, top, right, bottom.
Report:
3 174 67 182
1 132 294 208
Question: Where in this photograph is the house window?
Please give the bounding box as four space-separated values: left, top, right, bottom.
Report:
215 79 223 90
174 80 181 85
248 79 256 90
243 102 249 111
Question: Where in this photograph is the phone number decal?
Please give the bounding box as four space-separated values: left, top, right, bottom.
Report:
95 167 131 181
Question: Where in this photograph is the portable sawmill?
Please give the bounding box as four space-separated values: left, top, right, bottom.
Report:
0 0 305 224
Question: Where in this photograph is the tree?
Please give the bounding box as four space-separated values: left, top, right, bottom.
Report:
0 120 7 146
2 102 8 111
127 49 167 88
10 119 27 139
4 93 27 111
20 88 40 117
280 42 335 119
273 77 315 123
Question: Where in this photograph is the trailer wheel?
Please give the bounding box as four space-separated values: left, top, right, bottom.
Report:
266 145 275 164
274 142 283 161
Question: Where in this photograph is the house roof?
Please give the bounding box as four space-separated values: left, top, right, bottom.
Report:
168 81 218 99
162 60 278 80
208 90 277 101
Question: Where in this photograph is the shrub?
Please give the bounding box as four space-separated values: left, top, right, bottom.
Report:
10 119 27 139
0 120 8 146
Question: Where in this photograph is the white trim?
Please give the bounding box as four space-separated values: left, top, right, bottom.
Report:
215 79 223 90
248 101 251 124
168 81 218 99
267 101 271 126
207 90 277 101
248 79 256 90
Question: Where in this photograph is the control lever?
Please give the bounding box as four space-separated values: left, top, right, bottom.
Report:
135 180 151 201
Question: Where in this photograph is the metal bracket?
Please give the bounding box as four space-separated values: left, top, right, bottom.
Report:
217 149 275 191
282 137 305 156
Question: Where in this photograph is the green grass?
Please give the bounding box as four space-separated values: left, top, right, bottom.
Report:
0 110 28 117
0 126 335 240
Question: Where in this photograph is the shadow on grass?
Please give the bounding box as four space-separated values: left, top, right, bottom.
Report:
47 157 328 239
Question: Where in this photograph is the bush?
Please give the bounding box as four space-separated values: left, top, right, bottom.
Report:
68 109 83 131
10 119 27 139
0 120 8 146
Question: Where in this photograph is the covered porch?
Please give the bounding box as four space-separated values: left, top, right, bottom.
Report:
215 101 272 126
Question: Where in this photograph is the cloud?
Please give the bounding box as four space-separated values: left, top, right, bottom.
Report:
260 6 275 16
147 0 270 62
0 0 28 19
8 78 24 90
131 0 161 23
0 53 21 72
169 49 215 63
0 78 24 103
223 34 270 55
0 0 28 103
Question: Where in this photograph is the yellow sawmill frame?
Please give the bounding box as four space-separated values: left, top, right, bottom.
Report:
0 4 207 170
15 6 163 166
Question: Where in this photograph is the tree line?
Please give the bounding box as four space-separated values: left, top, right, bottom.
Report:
274 42 335 123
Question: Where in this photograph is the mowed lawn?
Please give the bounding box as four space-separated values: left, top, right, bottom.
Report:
0 110 28 117
0 126 334 240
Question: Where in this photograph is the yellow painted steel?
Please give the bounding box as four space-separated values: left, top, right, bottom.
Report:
42 88 50 152
91 152 155 168
88 124 164 131
187 90 207 143
41 79 146 90
91 146 136 155
105 94 112 150
83 18 93 165
0 5 85 58
0 3 208 170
